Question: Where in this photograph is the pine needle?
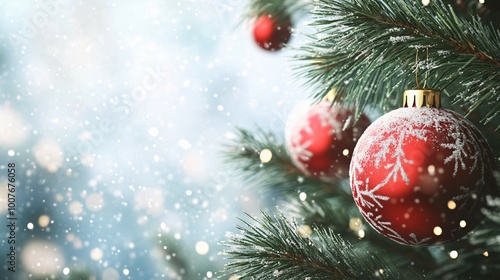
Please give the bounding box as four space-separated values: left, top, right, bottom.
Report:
222 127 351 197
295 0 500 129
220 211 420 280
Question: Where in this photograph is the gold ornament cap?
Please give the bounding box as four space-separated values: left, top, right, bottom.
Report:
403 89 441 108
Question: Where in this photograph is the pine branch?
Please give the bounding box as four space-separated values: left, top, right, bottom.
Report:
418 189 500 279
295 0 500 129
282 192 440 269
223 127 351 197
156 235 196 279
220 211 421 280
429 219 500 279
221 127 500 279
282 195 359 231
245 0 309 21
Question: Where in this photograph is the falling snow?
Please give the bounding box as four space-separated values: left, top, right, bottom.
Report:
350 107 494 246
0 1 300 279
286 101 370 181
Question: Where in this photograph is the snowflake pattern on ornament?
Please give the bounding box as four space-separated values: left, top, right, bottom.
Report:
290 102 347 148
286 103 339 175
286 102 367 181
350 107 493 246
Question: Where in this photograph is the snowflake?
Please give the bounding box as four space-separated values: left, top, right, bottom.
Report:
350 107 490 244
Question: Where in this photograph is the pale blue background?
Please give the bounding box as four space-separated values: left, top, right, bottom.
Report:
0 0 309 279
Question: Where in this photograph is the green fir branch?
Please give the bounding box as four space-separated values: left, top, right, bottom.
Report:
223 127 351 198
245 0 309 21
295 0 500 128
423 193 500 278
156 234 198 279
220 211 419 280
223 1 500 279
282 195 359 231
429 220 500 279
221 126 500 279
282 194 438 271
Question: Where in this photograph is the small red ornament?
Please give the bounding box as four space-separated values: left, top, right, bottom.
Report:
253 14 292 51
350 89 495 246
286 97 371 181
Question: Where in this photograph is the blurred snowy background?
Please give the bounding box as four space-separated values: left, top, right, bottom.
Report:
0 0 307 279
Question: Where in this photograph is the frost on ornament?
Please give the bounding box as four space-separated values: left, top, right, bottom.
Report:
286 101 370 181
350 107 495 246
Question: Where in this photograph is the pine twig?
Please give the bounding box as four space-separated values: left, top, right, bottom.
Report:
427 194 500 279
429 219 500 279
295 0 500 129
222 127 351 197
220 211 419 280
245 0 309 21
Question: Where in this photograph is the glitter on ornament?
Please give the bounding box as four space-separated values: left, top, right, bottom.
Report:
350 90 495 246
286 100 370 181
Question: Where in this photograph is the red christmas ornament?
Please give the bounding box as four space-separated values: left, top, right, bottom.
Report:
286 98 371 181
350 89 495 246
253 14 292 51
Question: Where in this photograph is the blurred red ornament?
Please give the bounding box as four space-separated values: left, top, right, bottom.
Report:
350 89 495 246
286 99 371 181
253 14 292 51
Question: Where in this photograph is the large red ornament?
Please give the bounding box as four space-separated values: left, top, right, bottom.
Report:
350 90 495 246
286 100 371 181
253 14 292 51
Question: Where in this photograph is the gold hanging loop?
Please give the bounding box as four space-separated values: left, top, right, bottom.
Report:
415 48 430 89
406 49 440 108
415 49 420 89
423 48 429 89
